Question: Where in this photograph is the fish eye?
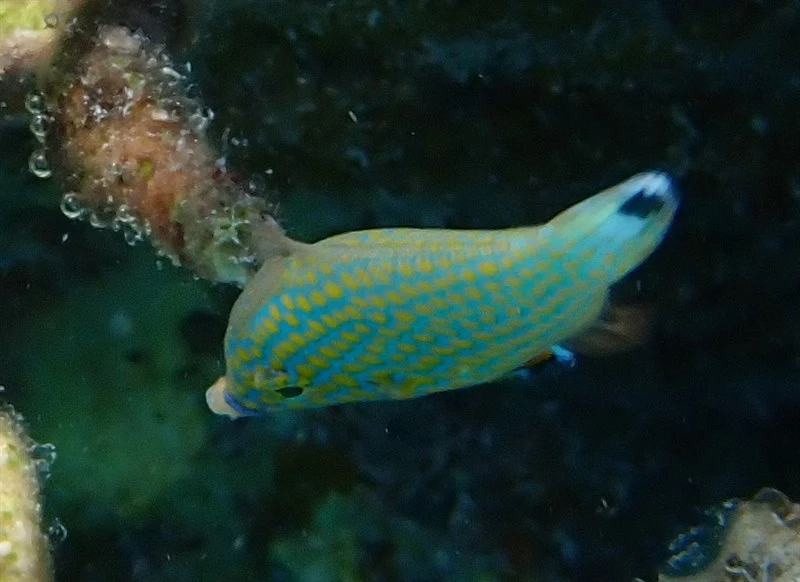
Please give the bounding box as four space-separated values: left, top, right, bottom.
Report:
275 386 304 399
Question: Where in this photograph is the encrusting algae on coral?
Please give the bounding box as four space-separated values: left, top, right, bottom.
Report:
47 22 286 286
0 406 53 582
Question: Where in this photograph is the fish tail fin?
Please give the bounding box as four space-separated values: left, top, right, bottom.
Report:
547 172 678 283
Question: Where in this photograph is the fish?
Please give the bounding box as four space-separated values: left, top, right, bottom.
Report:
206 172 678 417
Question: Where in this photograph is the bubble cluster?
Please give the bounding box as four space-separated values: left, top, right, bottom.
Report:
59 192 153 247
25 90 53 178
29 442 57 481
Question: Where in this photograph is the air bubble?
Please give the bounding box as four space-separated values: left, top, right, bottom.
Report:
47 518 68 546
30 442 57 474
24 91 45 115
28 149 52 178
30 114 50 142
124 229 143 246
116 204 136 224
89 211 112 229
60 192 85 219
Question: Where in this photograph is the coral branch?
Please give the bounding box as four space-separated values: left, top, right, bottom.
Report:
0 407 53 582
48 21 290 285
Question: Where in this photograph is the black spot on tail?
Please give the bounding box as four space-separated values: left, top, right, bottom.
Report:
618 190 666 218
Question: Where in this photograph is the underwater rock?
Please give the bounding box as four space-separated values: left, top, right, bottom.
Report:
0 405 53 582
660 488 800 581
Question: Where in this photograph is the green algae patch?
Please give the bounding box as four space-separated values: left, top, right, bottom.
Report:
11 247 214 520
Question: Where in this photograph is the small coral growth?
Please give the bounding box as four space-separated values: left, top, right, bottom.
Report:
0 405 52 582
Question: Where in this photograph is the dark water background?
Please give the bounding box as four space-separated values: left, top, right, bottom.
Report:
2 0 800 580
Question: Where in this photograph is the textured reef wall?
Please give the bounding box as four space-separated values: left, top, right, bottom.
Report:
1 0 800 580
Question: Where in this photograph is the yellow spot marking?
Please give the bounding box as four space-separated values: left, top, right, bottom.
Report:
378 327 401 338
431 345 458 356
398 376 427 398
324 281 344 299
351 296 369 308
448 293 466 306
353 322 370 334
355 269 373 286
398 263 414 277
280 295 295 310
332 340 350 351
311 291 327 306
322 314 338 328
359 353 382 365
289 332 307 347
390 353 406 362
343 306 361 318
501 256 516 270
398 343 417 353
309 320 326 335
332 374 359 388
417 281 435 294
236 347 249 362
319 263 334 276
342 362 367 373
320 346 339 358
414 303 436 316
473 331 495 342
452 338 474 350
386 291 405 305
268 304 281 322
437 256 452 270
274 342 295 360
371 296 388 309
285 312 301 327
370 371 394 385
484 281 502 293
308 355 331 368
398 282 419 298
296 295 313 312
418 259 434 274
341 272 359 290
465 287 482 301
412 333 434 343
504 276 522 288
462 269 477 283
461 319 480 330
370 312 388 324
305 270 319 285
371 266 392 285
296 364 316 377
418 355 441 367
263 319 279 334
395 311 416 325
478 262 499 276
341 331 360 343
260 393 279 404
366 342 387 354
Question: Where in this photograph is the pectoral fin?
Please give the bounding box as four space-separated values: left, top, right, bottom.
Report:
566 304 655 356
